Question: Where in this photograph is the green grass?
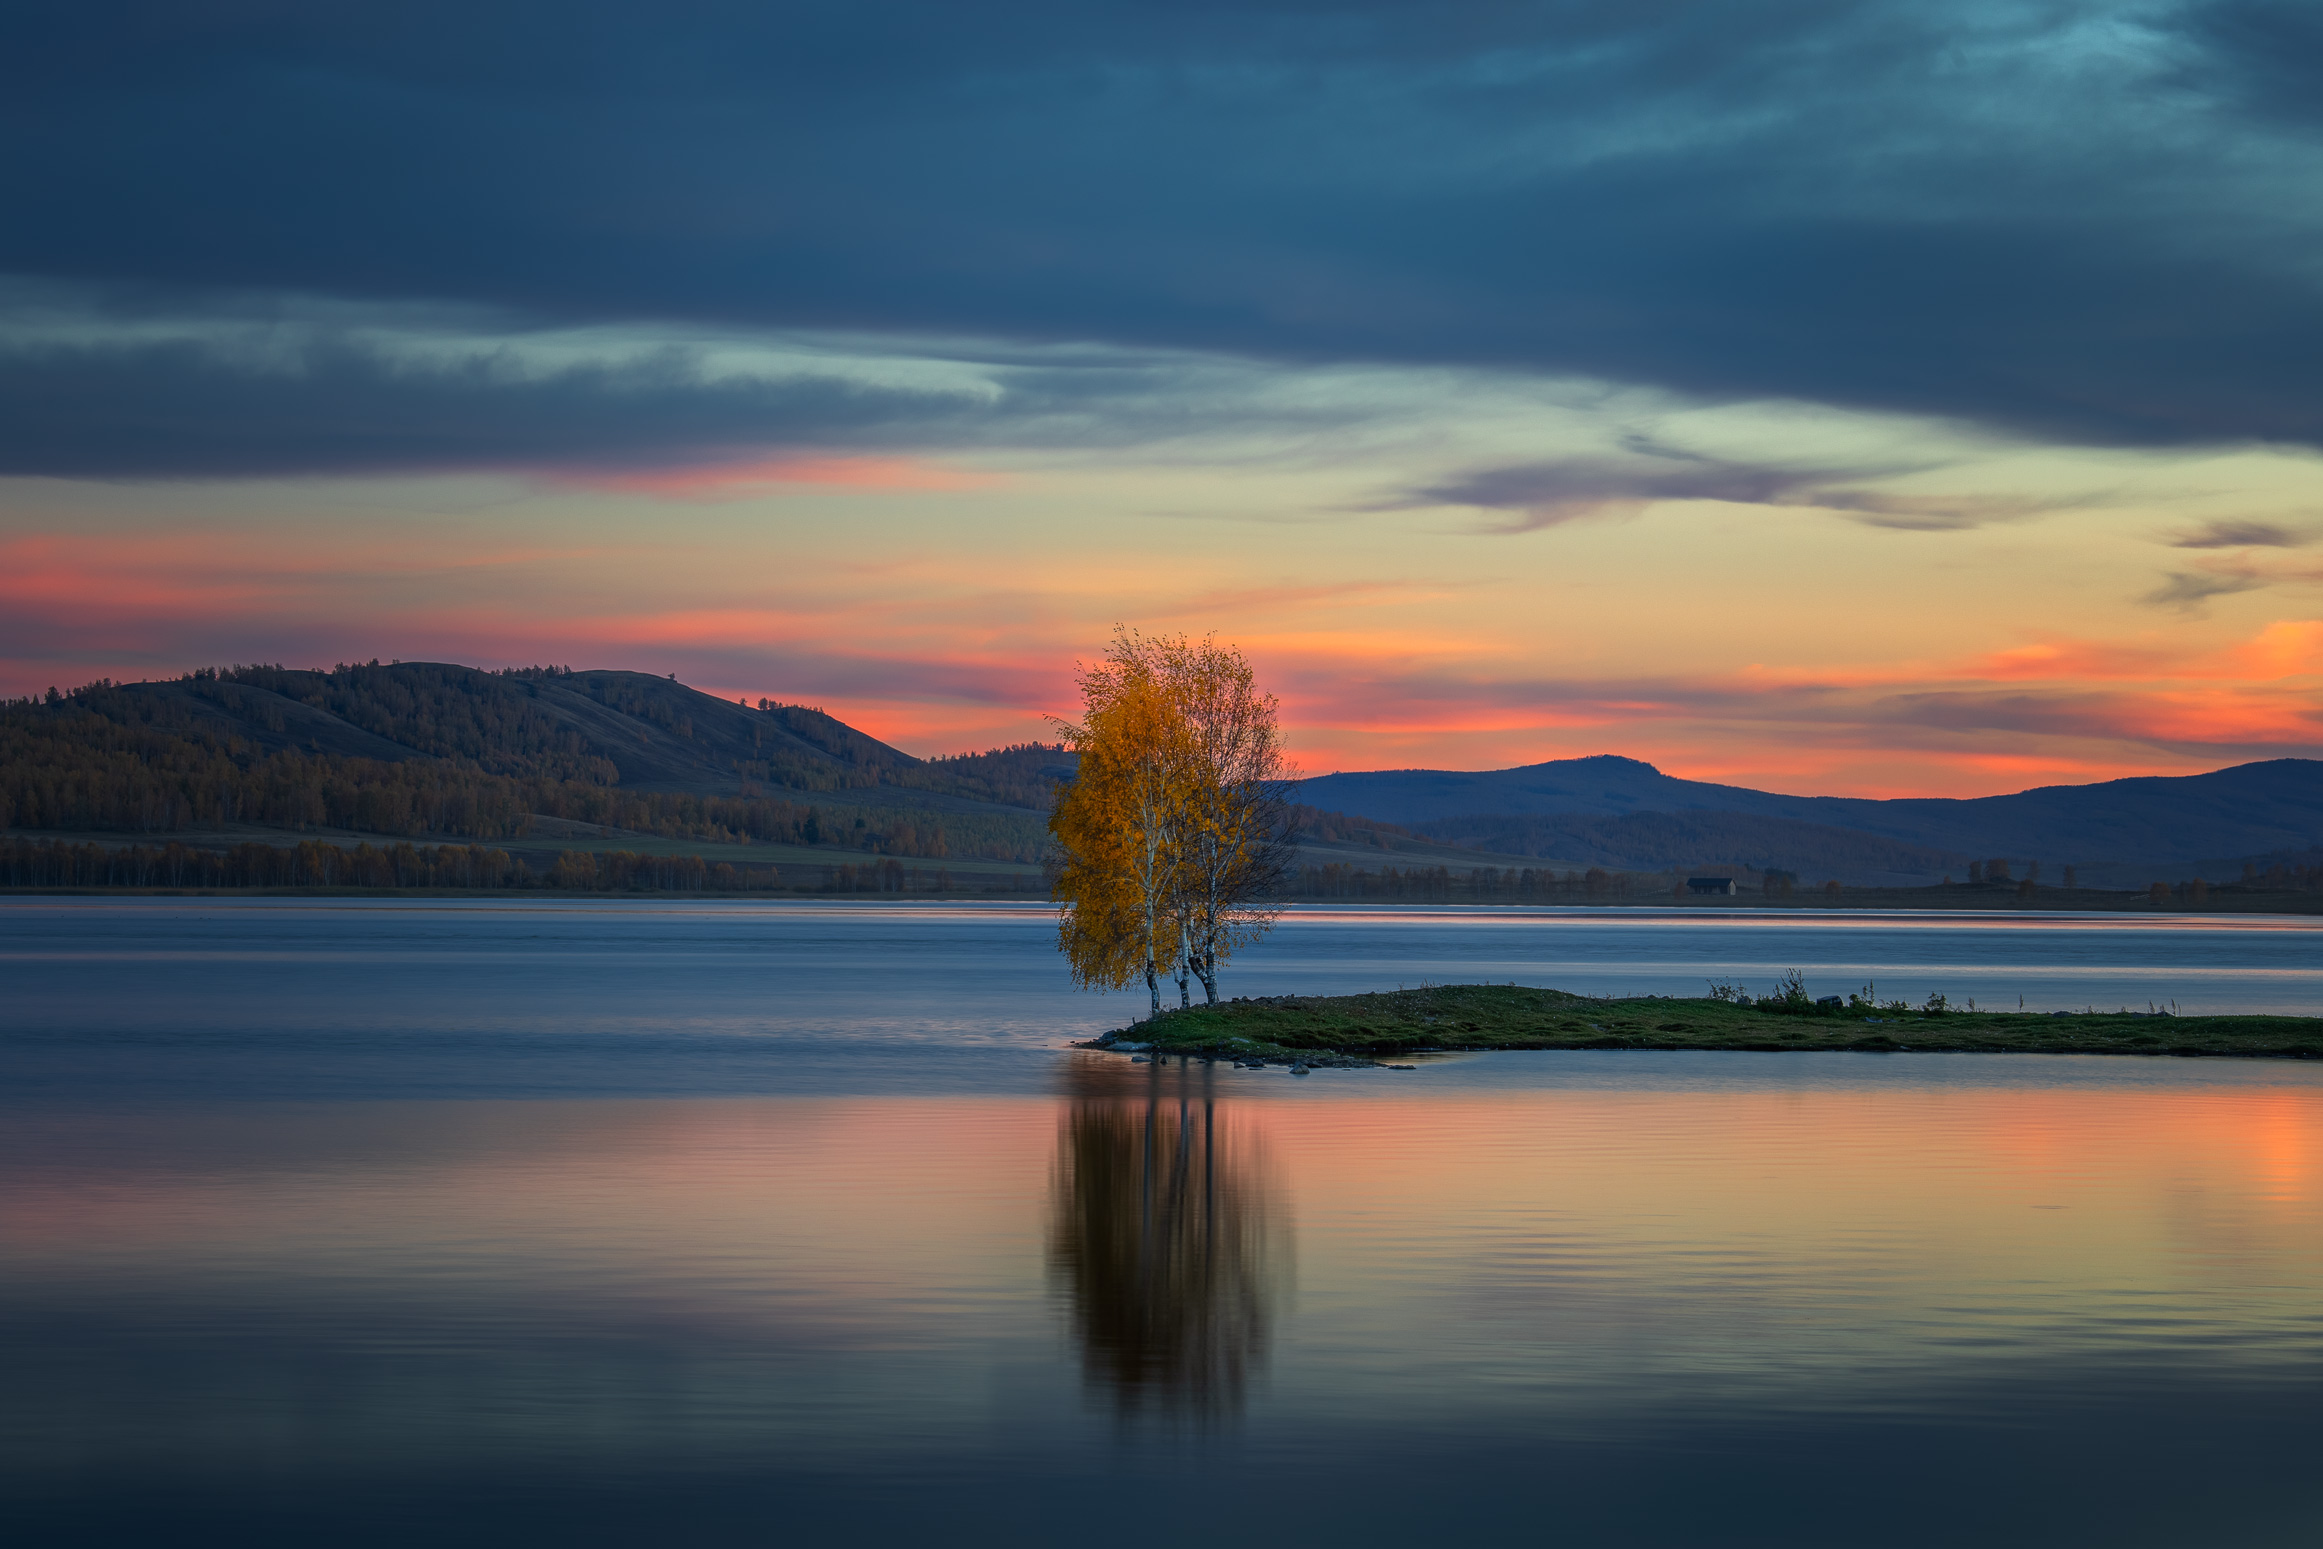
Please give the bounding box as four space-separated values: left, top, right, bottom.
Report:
1099 983 2323 1063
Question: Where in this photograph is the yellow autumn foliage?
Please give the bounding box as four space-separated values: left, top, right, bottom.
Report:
1051 629 1291 1017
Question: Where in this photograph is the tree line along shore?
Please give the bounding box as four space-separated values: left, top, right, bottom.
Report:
1097 984 2323 1064
7 834 2323 909
0 835 1042 894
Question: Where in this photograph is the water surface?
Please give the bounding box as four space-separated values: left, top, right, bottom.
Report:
4 900 2320 1545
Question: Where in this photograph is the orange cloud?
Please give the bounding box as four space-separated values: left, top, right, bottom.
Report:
1964 640 2185 682
1717 620 2323 695
2230 620 2323 680
2100 688 2323 745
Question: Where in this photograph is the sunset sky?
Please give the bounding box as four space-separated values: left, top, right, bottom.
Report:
7 1 2323 796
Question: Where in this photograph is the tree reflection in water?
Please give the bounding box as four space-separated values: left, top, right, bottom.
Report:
1048 1063 1289 1422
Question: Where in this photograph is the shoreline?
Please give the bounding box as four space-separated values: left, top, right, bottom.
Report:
5 888 2322 918
1085 984 2323 1065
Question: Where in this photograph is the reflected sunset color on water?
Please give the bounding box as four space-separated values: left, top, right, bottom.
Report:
5 901 2323 1544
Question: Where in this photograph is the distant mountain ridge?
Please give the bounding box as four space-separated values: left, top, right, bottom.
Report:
1295 754 2323 882
14 663 2316 888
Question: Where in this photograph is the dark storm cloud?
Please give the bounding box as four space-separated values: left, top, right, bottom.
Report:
0 335 985 478
2175 0 2323 126
6 0 2323 473
0 285 1380 477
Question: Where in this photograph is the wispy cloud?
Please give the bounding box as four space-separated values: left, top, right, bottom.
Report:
1805 489 2068 533
545 456 1009 500
1388 455 1793 531
1380 447 2068 533
2142 568 2266 611
2168 517 2312 549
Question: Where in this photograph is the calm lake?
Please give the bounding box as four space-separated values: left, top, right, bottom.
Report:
6 900 2322 1546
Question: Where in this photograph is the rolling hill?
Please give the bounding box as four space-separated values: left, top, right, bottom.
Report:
1294 754 2323 884
2 662 1540 892
9 663 2314 892
1 662 1062 869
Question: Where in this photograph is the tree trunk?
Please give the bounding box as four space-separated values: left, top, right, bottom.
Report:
1176 917 1193 1009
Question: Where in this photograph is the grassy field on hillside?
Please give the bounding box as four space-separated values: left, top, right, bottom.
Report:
1097 983 2323 1064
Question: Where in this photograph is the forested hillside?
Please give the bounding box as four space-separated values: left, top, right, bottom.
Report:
1 663 1060 864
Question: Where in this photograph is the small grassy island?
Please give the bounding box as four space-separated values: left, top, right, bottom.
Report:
1089 983 2323 1065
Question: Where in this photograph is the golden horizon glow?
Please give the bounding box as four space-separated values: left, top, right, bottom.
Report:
7 349 2323 799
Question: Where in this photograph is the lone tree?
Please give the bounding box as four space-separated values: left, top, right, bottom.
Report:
1050 630 1293 1017
1052 661 1190 1015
